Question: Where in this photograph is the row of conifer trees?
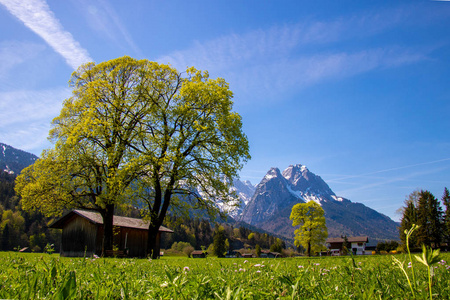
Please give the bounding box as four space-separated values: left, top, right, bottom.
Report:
399 188 450 250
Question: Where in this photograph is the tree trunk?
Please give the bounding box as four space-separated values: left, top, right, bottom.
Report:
101 203 115 256
307 241 311 257
147 223 160 259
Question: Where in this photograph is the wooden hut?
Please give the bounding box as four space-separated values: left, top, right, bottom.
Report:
260 250 281 258
191 250 207 258
49 209 173 258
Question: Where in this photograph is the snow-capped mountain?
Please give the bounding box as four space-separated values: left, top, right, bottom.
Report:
238 164 399 243
0 143 38 175
223 179 256 218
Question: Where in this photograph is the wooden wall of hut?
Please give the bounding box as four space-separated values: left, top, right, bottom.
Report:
60 216 97 257
115 227 148 258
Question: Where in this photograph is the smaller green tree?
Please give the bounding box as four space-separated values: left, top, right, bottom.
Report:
255 244 261 257
213 226 227 257
290 201 328 257
247 232 255 246
341 235 350 255
270 238 284 253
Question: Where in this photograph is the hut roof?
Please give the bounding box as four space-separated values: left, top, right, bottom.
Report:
49 209 174 233
191 250 206 255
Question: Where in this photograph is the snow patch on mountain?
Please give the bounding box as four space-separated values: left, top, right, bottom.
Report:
332 195 344 202
224 179 256 218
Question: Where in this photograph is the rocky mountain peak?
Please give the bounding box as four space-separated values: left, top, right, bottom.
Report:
239 163 400 243
261 167 283 183
281 164 335 200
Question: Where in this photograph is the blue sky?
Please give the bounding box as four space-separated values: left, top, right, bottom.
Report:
1 0 449 221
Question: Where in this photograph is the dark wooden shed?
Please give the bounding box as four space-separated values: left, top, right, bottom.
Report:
191 250 207 258
49 209 173 258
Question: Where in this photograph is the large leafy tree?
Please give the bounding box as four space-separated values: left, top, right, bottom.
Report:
130 67 250 258
290 201 328 256
16 57 250 258
16 57 172 254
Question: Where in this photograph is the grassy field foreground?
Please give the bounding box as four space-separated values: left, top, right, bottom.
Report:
1 252 449 299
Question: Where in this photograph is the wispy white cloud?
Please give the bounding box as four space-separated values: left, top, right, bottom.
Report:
77 0 142 57
0 41 46 80
0 0 92 69
158 9 431 104
334 165 450 198
328 158 450 183
0 88 70 154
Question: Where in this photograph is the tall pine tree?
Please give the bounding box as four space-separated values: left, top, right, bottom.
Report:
399 193 419 248
416 190 443 249
442 187 450 246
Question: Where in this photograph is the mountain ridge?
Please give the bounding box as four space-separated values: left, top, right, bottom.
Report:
0 142 399 243
0 143 38 175
237 164 399 244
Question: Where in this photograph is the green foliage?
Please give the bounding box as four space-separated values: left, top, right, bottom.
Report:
119 60 250 259
270 238 284 253
399 190 419 248
415 245 442 300
399 189 445 250
15 57 250 258
255 244 261 258
376 240 399 252
416 190 443 248
213 226 227 257
290 201 328 256
168 241 196 257
442 188 450 245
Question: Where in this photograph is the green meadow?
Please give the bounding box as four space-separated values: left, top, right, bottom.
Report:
1 252 449 299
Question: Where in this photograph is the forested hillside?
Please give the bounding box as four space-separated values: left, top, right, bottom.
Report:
161 215 284 251
0 171 60 252
0 171 283 254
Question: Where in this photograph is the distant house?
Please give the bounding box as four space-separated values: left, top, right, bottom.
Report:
326 236 369 255
191 250 207 258
225 250 242 258
49 209 173 258
260 250 281 258
242 253 254 258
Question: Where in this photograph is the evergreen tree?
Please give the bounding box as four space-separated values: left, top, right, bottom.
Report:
1 223 9 250
270 238 284 253
213 226 227 257
399 191 419 248
255 244 261 257
416 190 443 249
442 187 450 245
